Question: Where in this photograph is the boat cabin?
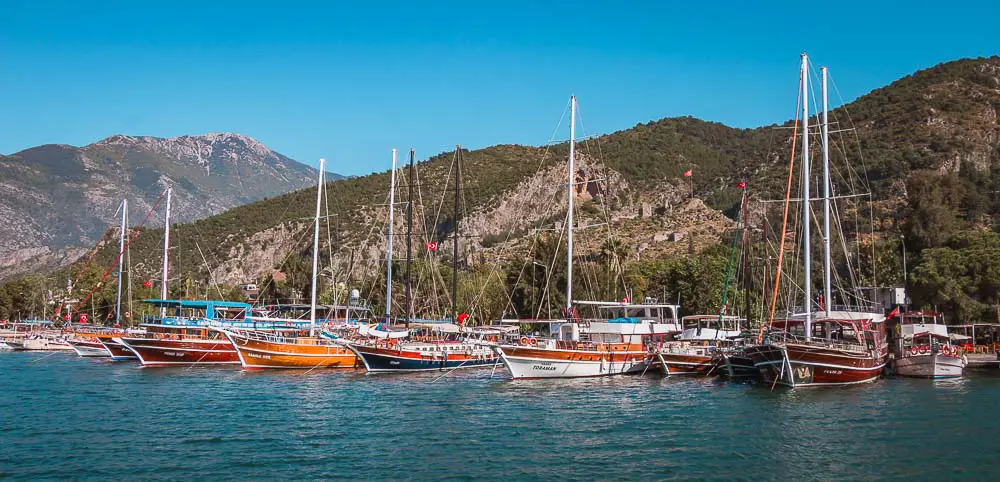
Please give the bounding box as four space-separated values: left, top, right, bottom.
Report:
677 315 744 342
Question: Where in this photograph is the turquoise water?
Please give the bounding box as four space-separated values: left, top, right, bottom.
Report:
1 352 997 480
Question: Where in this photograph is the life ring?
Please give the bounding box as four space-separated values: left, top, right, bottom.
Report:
918 345 928 355
941 345 952 356
909 346 919 357
528 337 538 347
520 336 530 346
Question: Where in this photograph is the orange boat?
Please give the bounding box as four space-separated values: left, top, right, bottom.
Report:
221 328 358 369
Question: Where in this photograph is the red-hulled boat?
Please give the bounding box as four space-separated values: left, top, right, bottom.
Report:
744 53 891 388
98 334 139 361
116 299 255 367
745 314 888 387
116 328 239 366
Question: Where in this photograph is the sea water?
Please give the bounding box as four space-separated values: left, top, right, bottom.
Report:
1 352 996 480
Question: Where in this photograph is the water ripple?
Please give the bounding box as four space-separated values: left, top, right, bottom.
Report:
1 352 998 480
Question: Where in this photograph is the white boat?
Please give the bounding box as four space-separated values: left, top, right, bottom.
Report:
894 311 965 379
18 335 75 351
497 97 672 379
498 302 682 379
68 337 112 357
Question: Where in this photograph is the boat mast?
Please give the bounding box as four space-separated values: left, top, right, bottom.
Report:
452 146 461 323
309 158 325 336
566 96 576 315
160 187 172 317
385 149 397 324
800 53 812 340
821 66 832 318
405 149 414 328
115 199 127 326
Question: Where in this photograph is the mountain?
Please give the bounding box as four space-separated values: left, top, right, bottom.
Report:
3 55 998 322
0 133 341 280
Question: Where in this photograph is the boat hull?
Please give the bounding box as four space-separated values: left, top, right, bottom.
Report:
716 352 759 379
98 337 138 361
646 351 715 376
224 332 358 369
745 343 885 387
497 345 645 379
351 344 497 372
68 339 110 357
895 353 964 378
116 337 239 366
18 338 74 351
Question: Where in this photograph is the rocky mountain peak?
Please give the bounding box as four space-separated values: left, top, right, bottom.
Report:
91 132 284 169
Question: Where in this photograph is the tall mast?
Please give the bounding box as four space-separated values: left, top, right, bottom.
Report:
385 149 397 323
801 53 812 340
566 96 576 314
309 158 325 336
115 199 127 326
821 66 832 318
160 187 172 317
452 146 461 323
405 149 415 328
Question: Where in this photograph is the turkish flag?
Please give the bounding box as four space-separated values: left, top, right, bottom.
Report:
622 296 630 303
887 306 901 320
457 312 469 325
63 314 70 322
737 181 747 189
683 169 693 177
79 313 88 324
143 280 153 288
426 242 438 251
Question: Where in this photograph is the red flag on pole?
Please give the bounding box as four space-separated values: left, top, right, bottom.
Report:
79 313 88 324
457 312 469 325
886 306 900 320
683 169 693 177
143 280 153 288
426 242 438 251
737 181 747 189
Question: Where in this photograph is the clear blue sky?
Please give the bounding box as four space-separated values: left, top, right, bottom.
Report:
2 0 997 176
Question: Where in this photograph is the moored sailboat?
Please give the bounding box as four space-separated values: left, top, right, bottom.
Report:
744 54 888 387
346 148 500 372
496 97 672 379
218 158 359 370
115 299 266 366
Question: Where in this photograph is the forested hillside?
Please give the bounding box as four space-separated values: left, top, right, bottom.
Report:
3 56 999 325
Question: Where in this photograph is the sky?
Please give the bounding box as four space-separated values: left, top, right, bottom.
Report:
1 0 998 176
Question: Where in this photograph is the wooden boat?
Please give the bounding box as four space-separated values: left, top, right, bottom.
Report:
744 54 889 388
348 322 500 373
498 302 681 379
745 315 888 387
893 311 965 378
218 160 373 370
66 325 130 357
116 299 259 367
116 327 239 366
223 329 358 369
68 337 110 357
97 334 139 361
496 98 681 379
645 315 743 376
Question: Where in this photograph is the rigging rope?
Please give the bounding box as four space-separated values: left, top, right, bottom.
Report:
71 189 169 320
760 70 803 344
